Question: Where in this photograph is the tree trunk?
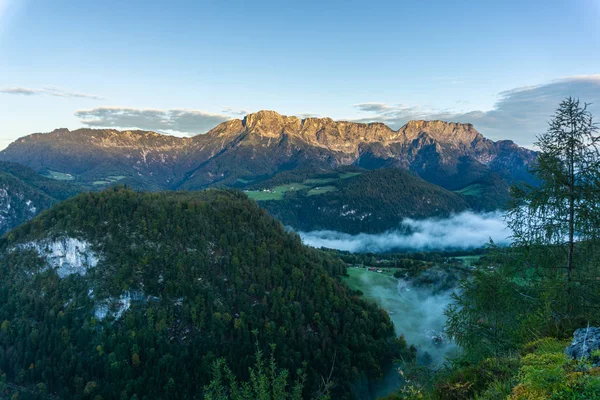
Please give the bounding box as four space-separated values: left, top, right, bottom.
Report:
567 111 576 314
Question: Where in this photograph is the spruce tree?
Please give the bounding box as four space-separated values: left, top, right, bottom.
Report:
507 97 600 314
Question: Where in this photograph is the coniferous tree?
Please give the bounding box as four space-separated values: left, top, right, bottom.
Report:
507 97 600 313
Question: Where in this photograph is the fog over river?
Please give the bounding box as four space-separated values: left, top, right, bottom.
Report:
299 211 510 253
297 211 510 398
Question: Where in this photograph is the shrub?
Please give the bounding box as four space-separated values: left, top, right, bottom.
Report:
509 338 600 400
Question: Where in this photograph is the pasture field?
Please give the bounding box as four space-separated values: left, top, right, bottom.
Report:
307 185 337 196
246 171 361 201
454 183 484 196
45 170 75 181
245 183 309 200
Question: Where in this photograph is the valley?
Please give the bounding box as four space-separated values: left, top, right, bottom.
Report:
2 1 598 398
0 112 531 235
0 104 598 400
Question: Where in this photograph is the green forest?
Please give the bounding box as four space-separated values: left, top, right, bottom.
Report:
0 188 413 399
255 169 474 234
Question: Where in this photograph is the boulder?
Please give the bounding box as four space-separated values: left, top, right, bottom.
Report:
565 326 600 367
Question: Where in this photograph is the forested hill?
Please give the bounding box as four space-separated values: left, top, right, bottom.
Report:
249 168 476 233
0 161 82 235
0 187 409 399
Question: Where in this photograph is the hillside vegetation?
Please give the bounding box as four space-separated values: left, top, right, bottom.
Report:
0 161 82 235
0 187 411 399
255 169 472 233
379 98 600 400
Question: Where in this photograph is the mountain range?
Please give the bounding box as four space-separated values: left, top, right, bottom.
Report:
0 110 537 192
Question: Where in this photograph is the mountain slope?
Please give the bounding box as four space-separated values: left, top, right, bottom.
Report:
0 188 408 399
0 161 82 235
247 168 473 233
0 111 537 191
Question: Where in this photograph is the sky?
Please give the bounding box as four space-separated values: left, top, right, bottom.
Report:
1 0 599 149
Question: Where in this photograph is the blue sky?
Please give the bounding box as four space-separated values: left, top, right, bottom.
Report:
1 0 599 148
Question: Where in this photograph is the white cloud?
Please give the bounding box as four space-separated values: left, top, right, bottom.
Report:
354 75 600 147
0 86 104 100
298 211 509 252
75 106 232 136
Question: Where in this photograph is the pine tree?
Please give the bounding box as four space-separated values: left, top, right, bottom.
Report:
507 97 600 314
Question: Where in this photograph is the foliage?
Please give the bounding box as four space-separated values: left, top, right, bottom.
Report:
444 250 539 358
507 97 600 317
431 357 520 400
446 99 600 362
0 161 82 235
453 173 511 211
508 338 600 399
261 168 471 234
428 99 600 399
204 342 308 400
0 187 409 399
0 161 82 201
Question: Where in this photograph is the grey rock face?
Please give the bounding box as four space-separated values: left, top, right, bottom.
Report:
565 327 600 367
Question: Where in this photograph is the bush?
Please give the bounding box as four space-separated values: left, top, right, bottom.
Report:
433 357 520 400
509 338 600 400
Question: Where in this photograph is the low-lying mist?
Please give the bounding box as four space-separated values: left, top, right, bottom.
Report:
349 269 460 399
299 211 509 252
351 270 459 363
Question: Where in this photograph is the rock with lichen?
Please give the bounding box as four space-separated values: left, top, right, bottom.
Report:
565 327 600 367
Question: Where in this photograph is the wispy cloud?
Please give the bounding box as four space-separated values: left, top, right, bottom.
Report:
75 106 231 136
0 86 104 100
299 211 509 252
354 75 600 147
222 106 249 116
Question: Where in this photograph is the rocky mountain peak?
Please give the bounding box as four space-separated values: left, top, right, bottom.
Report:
214 111 485 148
242 110 302 138
400 120 483 145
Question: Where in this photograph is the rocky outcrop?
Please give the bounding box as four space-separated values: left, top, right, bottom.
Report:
565 326 600 367
13 237 99 278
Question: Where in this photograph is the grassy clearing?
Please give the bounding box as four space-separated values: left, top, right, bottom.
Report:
339 172 362 179
107 175 127 181
304 178 337 184
307 185 337 196
245 183 308 201
453 255 482 266
247 172 362 201
92 176 127 186
45 170 75 181
343 267 397 297
455 183 484 196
